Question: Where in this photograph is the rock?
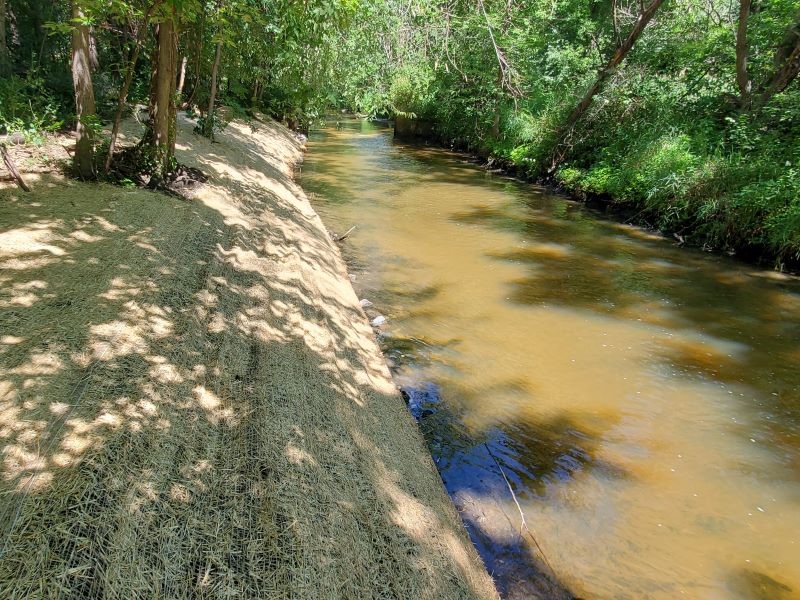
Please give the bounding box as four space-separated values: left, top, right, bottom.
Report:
349 274 357 282
360 298 373 308
370 315 387 327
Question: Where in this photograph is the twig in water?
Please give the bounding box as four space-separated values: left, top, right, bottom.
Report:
335 225 356 242
483 442 557 578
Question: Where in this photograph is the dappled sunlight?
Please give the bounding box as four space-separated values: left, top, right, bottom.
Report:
284 440 319 467
0 117 496 598
99 275 154 301
217 243 275 275
88 301 174 361
192 385 237 426
0 221 68 257
0 283 46 308
0 254 59 271
506 241 574 260
193 186 254 230
8 349 64 376
381 459 476 573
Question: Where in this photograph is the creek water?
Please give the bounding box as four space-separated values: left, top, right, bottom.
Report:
299 119 800 599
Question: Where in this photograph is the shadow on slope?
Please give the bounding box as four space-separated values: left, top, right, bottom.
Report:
0 120 498 599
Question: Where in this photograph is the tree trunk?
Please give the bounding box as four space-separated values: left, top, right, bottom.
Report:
177 54 188 95
0 0 9 74
105 0 160 172
71 2 97 179
492 67 502 139
205 40 222 139
251 79 260 107
182 10 205 109
736 0 751 102
548 0 665 169
146 14 178 179
752 12 800 109
561 0 664 134
754 43 800 109
88 27 99 71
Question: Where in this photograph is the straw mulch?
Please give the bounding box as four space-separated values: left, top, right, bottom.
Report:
0 117 499 599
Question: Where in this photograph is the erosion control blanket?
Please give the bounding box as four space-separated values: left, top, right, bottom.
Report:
0 117 498 599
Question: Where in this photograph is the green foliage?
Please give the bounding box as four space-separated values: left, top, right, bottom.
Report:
388 64 436 118
3 0 798 261
331 0 800 262
0 71 64 143
211 0 358 126
195 111 228 139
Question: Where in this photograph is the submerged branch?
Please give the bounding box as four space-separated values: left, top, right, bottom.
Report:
483 442 557 578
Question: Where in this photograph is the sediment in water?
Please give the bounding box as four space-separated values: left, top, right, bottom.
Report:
0 117 498 598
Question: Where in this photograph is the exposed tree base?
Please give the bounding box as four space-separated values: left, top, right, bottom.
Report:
105 144 208 196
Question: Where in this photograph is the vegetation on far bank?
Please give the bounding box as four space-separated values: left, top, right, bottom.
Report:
334 0 800 266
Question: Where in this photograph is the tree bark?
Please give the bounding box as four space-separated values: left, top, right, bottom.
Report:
105 0 160 172
0 0 9 74
251 79 260 107
182 9 205 109
205 40 222 138
88 26 99 71
257 77 265 104
548 0 665 169
146 13 178 178
177 54 188 95
71 1 97 179
736 0 751 102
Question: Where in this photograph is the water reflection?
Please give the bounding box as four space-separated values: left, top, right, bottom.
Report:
301 119 800 599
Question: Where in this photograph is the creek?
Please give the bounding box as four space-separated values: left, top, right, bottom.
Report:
300 119 800 599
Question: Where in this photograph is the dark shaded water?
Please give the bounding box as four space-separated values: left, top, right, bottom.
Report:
300 119 800 599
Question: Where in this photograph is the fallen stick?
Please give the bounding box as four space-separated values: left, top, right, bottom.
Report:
335 225 356 242
0 143 31 192
483 442 557 577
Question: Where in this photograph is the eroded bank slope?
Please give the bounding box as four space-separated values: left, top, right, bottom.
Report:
0 118 498 599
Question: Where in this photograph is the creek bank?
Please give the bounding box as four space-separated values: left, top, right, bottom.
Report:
393 119 798 273
0 116 498 598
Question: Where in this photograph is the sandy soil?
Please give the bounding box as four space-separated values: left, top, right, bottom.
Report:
0 117 498 598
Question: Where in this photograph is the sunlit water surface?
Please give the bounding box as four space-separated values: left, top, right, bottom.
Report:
299 119 800 599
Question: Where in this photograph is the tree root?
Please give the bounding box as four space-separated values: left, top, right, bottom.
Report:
105 145 207 196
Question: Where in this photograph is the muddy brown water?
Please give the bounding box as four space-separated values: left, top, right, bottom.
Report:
299 119 800 599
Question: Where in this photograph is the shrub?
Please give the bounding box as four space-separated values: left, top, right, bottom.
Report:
0 71 63 143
